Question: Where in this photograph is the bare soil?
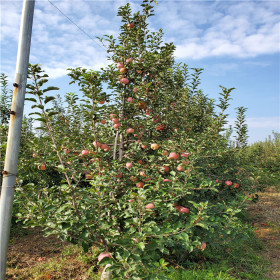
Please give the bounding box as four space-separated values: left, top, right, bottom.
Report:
247 186 280 280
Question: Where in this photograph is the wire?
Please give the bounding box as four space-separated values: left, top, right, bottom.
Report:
47 0 107 51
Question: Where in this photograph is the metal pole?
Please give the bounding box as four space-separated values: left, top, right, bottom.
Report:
0 1 35 278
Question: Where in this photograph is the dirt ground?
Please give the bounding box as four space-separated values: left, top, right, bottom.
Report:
247 186 280 280
5 186 280 279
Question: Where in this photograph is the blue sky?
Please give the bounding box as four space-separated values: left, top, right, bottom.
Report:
1 0 279 143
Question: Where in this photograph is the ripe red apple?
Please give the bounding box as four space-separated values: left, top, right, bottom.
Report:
117 62 124 69
156 124 165 131
120 78 129 84
225 181 233 186
177 165 183 172
98 252 112 262
136 182 144 188
181 152 189 157
176 206 189 214
127 97 135 103
99 100 105 104
151 143 159 150
126 128 134 134
141 144 148 149
113 123 122 129
143 177 151 182
126 162 133 169
38 164 46 171
130 176 138 182
119 67 127 74
126 58 133 64
81 149 90 156
109 113 117 119
127 23 134 29
168 152 179 160
138 101 147 109
234 183 240 188
112 118 119 124
160 166 170 173
145 203 155 209
162 150 168 156
138 160 145 165
100 120 106 124
201 242 207 251
139 171 146 177
93 141 102 148
101 144 110 151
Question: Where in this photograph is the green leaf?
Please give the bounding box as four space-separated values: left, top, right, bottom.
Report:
25 97 37 103
42 86 59 93
44 96 56 104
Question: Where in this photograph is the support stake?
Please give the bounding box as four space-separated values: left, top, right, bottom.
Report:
0 1 35 278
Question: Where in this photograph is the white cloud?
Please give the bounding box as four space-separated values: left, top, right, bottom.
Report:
1 0 279 81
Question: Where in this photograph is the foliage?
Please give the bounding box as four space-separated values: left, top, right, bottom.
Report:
3 0 266 278
244 131 280 189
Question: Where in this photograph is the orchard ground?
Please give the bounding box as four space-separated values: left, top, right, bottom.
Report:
6 185 280 280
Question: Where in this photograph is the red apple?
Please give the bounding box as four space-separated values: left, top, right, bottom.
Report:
117 62 124 69
100 120 106 124
126 128 135 134
109 114 117 119
234 183 240 189
93 141 102 148
143 177 151 182
201 242 207 251
151 143 159 150
113 123 122 129
139 171 146 177
112 118 119 124
136 182 144 188
119 67 127 74
225 181 233 186
120 78 129 84
127 23 134 29
127 97 135 103
101 144 110 151
160 166 170 173
145 203 155 209
81 149 90 156
38 164 46 171
141 144 148 149
98 252 112 262
168 152 179 160
177 165 183 172
126 162 133 169
176 206 189 214
130 176 138 182
99 100 105 104
126 58 133 64
164 179 171 182
181 152 189 157
156 124 165 131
